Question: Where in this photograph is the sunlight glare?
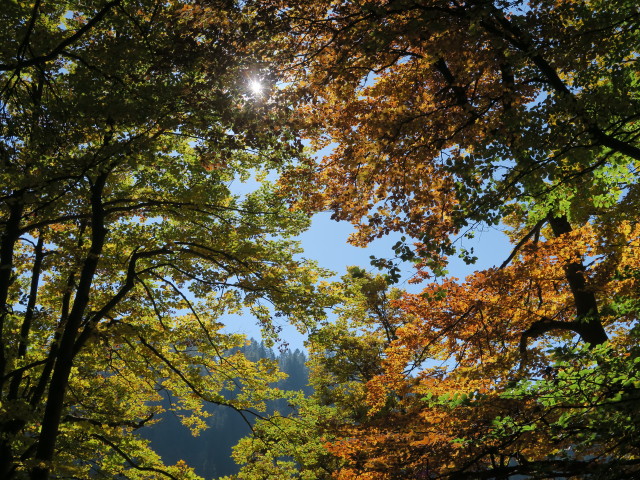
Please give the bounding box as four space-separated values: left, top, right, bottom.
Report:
249 79 263 95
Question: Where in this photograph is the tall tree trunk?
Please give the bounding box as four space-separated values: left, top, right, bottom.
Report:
0 194 24 389
0 194 24 480
8 234 45 399
30 174 109 480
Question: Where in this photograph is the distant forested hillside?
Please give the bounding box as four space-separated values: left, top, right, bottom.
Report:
140 340 310 479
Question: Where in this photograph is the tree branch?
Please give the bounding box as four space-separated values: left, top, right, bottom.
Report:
547 215 607 345
482 7 640 162
499 219 545 269
519 316 578 367
0 0 122 73
91 434 179 480
8 234 44 400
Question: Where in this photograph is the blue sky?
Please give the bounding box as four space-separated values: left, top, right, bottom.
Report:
224 208 512 351
223 137 513 350
226 79 515 350
299 212 511 285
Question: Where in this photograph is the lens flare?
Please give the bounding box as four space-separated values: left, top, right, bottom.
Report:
249 79 263 95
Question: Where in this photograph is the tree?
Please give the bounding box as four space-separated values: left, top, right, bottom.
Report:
278 0 640 247
231 268 407 480
325 227 640 479
261 0 640 477
142 340 313 479
0 1 326 478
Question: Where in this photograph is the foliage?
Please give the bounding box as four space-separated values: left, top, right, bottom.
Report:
277 0 640 257
0 1 328 479
323 224 640 479
231 268 406 479
239 0 640 478
4 0 640 478
143 340 312 479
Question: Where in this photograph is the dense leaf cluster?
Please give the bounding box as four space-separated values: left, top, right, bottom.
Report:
2 0 640 479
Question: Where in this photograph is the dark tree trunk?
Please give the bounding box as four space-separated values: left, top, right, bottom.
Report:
547 215 608 346
30 174 109 480
0 194 24 480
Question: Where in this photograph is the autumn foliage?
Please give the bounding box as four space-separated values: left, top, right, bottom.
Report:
256 0 640 478
2 0 640 479
0 1 323 479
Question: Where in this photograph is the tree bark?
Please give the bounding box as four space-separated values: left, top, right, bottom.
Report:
8 234 45 400
547 215 608 346
0 194 24 480
30 173 109 480
0 194 24 389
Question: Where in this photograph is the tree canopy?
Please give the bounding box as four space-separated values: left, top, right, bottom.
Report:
238 0 640 478
2 0 640 479
0 1 327 478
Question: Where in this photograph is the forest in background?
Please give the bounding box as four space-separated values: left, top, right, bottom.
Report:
142 341 310 479
1 0 640 479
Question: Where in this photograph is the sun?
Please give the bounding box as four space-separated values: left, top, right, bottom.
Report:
249 79 263 95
